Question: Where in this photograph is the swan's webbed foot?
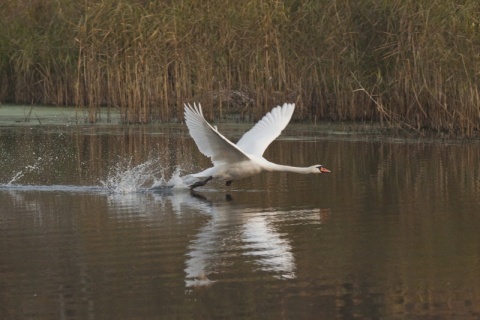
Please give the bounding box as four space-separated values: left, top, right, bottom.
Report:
189 176 213 190
225 180 233 186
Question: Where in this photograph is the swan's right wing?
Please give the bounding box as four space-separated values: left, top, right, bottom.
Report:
184 103 250 165
236 103 295 156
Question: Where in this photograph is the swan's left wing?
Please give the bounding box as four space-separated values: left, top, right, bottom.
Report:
236 103 295 156
184 103 250 165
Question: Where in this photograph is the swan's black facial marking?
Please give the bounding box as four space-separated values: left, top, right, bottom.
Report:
317 165 331 173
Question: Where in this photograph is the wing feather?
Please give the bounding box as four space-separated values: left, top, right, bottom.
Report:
184 103 250 165
236 103 295 156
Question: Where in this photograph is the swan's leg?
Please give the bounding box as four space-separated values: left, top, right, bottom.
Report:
225 180 233 186
190 176 213 190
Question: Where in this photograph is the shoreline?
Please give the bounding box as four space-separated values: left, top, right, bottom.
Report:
0 104 477 143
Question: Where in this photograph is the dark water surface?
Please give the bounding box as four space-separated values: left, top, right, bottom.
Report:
1 124 480 319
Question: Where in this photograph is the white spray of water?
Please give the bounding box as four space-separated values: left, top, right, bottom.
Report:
4 155 196 194
7 171 25 186
7 158 42 186
151 166 190 190
100 158 193 194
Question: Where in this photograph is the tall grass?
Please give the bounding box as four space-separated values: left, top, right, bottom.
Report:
1 0 479 136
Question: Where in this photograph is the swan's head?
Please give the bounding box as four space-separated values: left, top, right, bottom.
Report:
314 165 331 174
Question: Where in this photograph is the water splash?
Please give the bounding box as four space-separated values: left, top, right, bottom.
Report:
101 158 156 193
7 171 25 186
7 158 43 186
151 166 190 190
4 153 195 194
100 158 192 193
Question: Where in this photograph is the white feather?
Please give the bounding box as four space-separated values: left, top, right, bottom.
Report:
236 103 295 156
184 103 250 166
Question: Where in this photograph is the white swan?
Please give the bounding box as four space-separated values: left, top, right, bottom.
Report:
184 102 330 189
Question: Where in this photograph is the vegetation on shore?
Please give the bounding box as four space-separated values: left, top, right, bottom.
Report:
1 0 479 137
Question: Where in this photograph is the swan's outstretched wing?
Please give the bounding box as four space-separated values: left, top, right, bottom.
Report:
184 103 250 165
236 103 295 156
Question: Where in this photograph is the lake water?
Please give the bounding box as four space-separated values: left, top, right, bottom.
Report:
1 122 479 319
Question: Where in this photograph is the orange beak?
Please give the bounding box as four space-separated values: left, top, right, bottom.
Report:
320 167 331 173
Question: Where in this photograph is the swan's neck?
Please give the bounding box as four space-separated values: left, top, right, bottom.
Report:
266 162 313 174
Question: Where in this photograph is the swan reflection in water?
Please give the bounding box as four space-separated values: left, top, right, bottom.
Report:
3 185 329 290
150 190 330 288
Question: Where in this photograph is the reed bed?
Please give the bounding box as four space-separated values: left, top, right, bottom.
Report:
1 0 479 136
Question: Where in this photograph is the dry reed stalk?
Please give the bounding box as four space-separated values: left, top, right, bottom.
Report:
0 0 479 136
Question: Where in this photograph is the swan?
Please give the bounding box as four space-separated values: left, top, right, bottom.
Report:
183 102 330 189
